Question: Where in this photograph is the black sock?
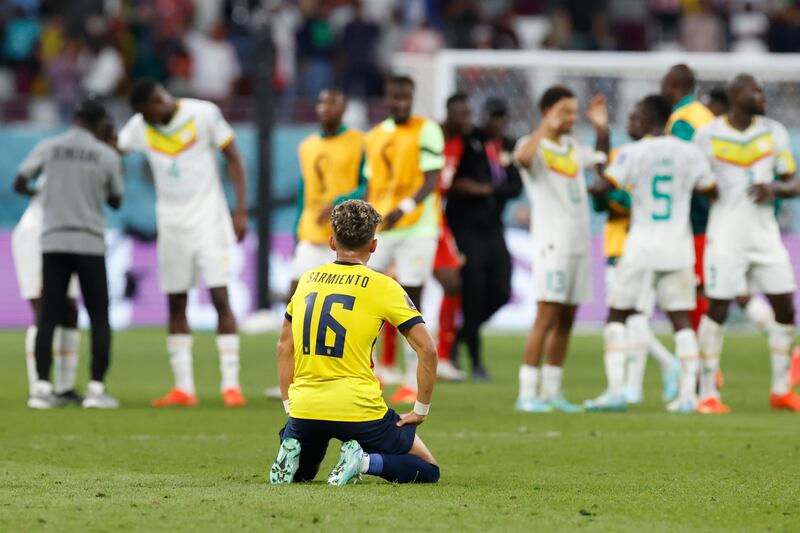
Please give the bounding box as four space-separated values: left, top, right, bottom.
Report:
369 453 440 484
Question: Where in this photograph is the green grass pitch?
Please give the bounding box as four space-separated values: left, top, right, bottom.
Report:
1 328 799 532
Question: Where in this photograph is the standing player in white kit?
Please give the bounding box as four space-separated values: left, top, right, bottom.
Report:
586 95 715 413
118 79 248 408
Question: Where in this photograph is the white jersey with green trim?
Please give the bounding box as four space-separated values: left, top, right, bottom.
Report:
118 98 235 233
517 135 604 257
694 115 796 243
604 135 714 270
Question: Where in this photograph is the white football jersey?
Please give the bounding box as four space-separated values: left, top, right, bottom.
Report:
605 136 714 270
118 98 236 235
517 135 605 256
694 115 796 242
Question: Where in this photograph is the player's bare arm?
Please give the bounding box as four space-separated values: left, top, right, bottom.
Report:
587 94 611 170
450 176 492 196
12 175 36 197
513 99 571 168
749 173 799 202
222 141 248 242
383 169 438 229
397 322 437 427
276 318 295 402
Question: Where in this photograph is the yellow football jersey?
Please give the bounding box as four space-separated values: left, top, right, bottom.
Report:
297 128 365 243
365 116 444 231
285 261 424 422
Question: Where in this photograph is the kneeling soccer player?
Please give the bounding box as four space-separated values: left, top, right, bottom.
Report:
270 200 440 485
587 95 715 413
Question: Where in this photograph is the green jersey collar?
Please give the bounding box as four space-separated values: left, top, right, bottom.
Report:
320 124 347 138
673 94 695 111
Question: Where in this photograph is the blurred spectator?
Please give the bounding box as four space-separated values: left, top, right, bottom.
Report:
729 1 769 53
82 18 125 98
3 6 41 93
444 0 481 49
46 38 88 121
338 0 382 97
295 0 335 98
186 22 241 101
679 0 724 52
402 19 444 54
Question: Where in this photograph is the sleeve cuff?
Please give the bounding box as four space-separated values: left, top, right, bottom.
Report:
397 315 424 333
284 312 292 322
219 134 235 150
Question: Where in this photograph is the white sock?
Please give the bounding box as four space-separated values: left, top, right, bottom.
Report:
518 364 539 401
217 334 241 391
697 316 723 400
675 328 700 405
603 322 627 397
746 297 775 333
87 380 105 395
625 315 649 396
768 322 795 395
25 326 38 393
54 327 80 394
167 334 195 394
541 364 563 400
404 342 418 391
647 330 675 373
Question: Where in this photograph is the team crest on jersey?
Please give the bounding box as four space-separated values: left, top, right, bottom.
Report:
145 119 198 157
711 133 774 167
541 146 578 178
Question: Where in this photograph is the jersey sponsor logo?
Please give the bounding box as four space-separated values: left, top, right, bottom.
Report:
312 153 330 194
541 146 578 178
145 119 198 157
710 132 774 168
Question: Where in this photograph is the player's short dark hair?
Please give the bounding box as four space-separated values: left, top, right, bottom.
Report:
386 75 415 90
539 86 574 113
446 91 468 109
129 78 159 108
668 64 696 93
640 94 673 129
73 98 109 127
331 200 382 250
708 86 728 105
484 97 508 117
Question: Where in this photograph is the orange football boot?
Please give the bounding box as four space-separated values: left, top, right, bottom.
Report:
789 347 800 388
152 388 198 407
222 388 247 407
388 385 417 404
697 396 730 414
770 391 800 412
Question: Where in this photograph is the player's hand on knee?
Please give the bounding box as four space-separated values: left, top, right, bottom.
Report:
397 412 426 427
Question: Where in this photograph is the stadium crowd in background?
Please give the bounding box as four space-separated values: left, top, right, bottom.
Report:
4 1 800 124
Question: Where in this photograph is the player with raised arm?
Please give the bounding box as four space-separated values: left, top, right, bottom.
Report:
269 200 440 486
118 79 248 408
365 75 445 403
587 95 715 413
694 74 800 413
591 103 681 405
513 86 609 413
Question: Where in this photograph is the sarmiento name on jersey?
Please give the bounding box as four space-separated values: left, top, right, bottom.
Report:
305 271 370 288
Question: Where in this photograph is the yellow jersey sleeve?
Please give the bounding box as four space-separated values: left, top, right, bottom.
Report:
285 298 294 322
382 278 425 332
